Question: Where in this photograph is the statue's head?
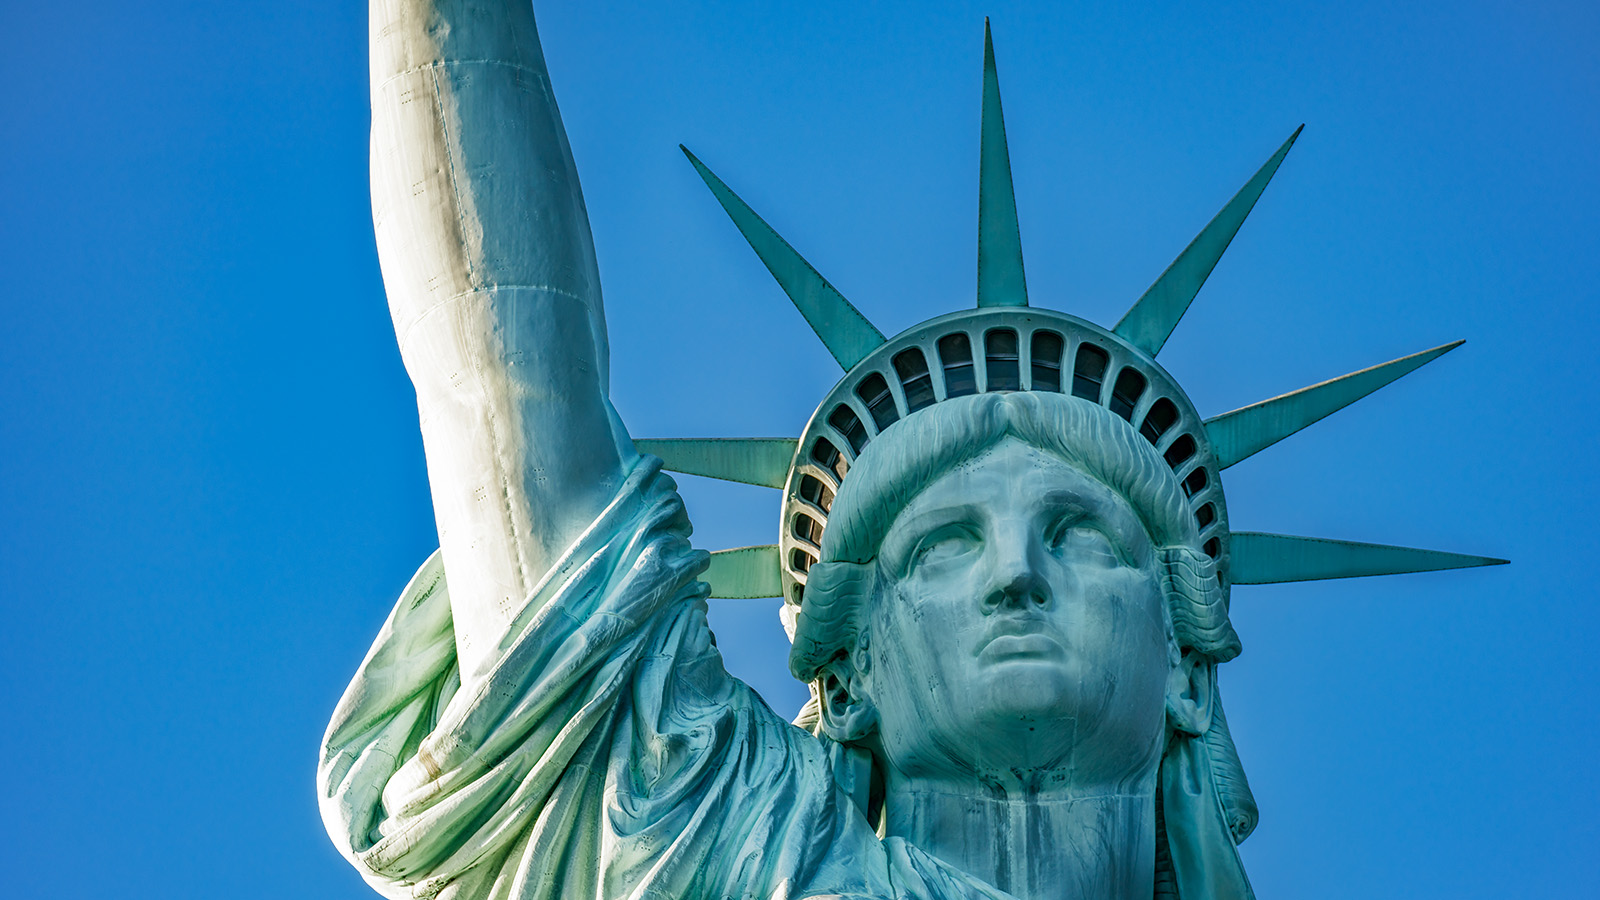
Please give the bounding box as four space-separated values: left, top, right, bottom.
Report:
776 389 1257 892
723 307 1263 890
789 392 1242 796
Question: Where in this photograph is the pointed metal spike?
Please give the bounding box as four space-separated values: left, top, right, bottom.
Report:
633 438 798 489
1205 340 1463 469
977 19 1028 309
680 146 887 370
704 545 784 599
1114 125 1304 356
1229 532 1507 585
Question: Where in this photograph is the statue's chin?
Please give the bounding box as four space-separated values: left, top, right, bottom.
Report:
923 657 1161 779
915 663 1081 766
972 647 1094 714
874 630 1166 783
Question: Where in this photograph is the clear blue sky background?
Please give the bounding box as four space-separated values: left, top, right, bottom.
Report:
3 1 1596 897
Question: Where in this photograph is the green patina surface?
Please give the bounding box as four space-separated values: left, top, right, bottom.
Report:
319 3 1503 900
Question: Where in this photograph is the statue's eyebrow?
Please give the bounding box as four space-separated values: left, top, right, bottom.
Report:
1037 489 1097 515
1039 487 1148 559
879 500 982 571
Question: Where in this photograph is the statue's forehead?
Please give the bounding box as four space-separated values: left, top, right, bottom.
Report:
879 438 1148 552
890 438 1120 517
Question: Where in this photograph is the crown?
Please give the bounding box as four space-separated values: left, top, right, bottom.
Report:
636 22 1503 618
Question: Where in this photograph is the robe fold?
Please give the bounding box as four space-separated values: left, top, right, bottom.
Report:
319 457 1013 900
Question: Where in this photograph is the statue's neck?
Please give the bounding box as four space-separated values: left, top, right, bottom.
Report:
882 771 1156 900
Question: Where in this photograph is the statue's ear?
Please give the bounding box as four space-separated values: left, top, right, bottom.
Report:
817 652 878 744
1166 649 1215 736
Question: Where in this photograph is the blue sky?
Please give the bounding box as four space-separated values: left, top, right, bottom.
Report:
3 0 1596 897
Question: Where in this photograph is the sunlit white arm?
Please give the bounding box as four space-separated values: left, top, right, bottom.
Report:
369 0 635 679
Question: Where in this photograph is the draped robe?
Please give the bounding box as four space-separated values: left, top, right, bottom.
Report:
319 457 1018 900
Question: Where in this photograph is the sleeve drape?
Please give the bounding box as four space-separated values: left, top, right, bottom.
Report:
319 458 893 900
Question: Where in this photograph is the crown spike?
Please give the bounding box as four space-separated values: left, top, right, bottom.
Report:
704 545 783 599
1206 339 1463 469
634 438 797 489
681 146 886 370
1229 532 1506 584
976 19 1029 309
1114 125 1303 356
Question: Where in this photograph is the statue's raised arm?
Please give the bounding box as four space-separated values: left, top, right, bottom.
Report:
327 5 885 896
370 0 634 678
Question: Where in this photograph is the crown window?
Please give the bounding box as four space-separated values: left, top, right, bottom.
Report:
985 328 1021 392
1183 466 1209 498
810 437 848 481
798 474 835 513
938 333 978 397
1195 502 1216 529
1163 434 1197 469
893 348 937 413
1030 330 1064 391
856 373 900 431
828 405 869 454
1140 398 1179 445
1071 343 1109 402
790 548 816 574
1109 367 1147 421
792 512 823 547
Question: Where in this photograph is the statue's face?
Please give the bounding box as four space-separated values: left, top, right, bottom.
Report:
861 437 1172 787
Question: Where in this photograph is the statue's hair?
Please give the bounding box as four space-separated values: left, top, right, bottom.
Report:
789 392 1241 684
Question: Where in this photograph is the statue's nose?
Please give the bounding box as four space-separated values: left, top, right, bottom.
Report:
981 525 1052 614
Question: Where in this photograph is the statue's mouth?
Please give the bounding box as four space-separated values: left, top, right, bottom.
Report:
977 625 1065 663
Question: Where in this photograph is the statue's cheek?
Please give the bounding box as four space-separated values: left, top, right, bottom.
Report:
882 572 981 628
1089 568 1168 634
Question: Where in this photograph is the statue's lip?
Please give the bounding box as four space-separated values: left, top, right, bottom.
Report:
977 624 1065 662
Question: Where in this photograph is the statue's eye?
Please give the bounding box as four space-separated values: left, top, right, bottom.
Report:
910 525 980 572
1048 520 1122 567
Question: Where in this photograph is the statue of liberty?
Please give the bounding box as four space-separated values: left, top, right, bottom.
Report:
318 2 1502 898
